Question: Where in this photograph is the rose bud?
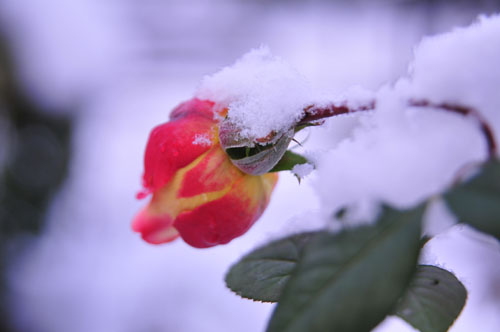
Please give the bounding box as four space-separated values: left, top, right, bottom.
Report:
132 98 278 248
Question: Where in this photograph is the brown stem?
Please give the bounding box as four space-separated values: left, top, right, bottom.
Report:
298 101 376 125
408 99 497 160
299 99 497 160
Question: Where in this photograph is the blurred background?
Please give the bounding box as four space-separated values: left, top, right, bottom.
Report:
1 0 499 331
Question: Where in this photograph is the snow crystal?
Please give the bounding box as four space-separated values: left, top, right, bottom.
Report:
409 14 500 135
192 133 211 147
291 163 314 179
314 14 500 224
196 46 314 140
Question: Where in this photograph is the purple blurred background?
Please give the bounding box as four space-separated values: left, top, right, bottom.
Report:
1 1 499 331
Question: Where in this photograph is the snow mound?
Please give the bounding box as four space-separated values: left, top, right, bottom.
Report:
196 46 314 140
314 14 500 223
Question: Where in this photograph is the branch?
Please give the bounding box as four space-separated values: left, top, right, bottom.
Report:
298 99 497 160
298 101 375 125
408 99 497 160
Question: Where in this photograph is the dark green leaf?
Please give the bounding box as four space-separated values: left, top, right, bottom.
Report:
267 204 425 332
225 232 321 302
269 150 309 173
444 159 500 240
395 265 467 332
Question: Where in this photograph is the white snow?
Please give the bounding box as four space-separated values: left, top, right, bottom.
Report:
192 133 212 147
291 163 314 179
196 46 314 140
409 15 500 128
313 14 500 224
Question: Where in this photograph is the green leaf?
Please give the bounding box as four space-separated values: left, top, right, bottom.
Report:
294 122 322 133
225 232 321 302
267 204 425 332
395 265 467 332
269 150 309 173
444 159 500 240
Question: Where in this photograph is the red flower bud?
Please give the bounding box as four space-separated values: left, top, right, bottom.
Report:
132 98 278 248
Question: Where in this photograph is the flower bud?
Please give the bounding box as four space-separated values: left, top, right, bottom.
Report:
132 98 278 248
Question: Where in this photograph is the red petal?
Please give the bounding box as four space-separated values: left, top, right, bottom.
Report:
132 208 179 244
170 98 215 120
142 99 217 193
173 174 278 248
177 144 242 198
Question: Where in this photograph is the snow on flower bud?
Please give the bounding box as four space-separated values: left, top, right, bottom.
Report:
219 118 294 175
132 98 278 248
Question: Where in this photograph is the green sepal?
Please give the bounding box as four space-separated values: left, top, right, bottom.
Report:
270 150 309 173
